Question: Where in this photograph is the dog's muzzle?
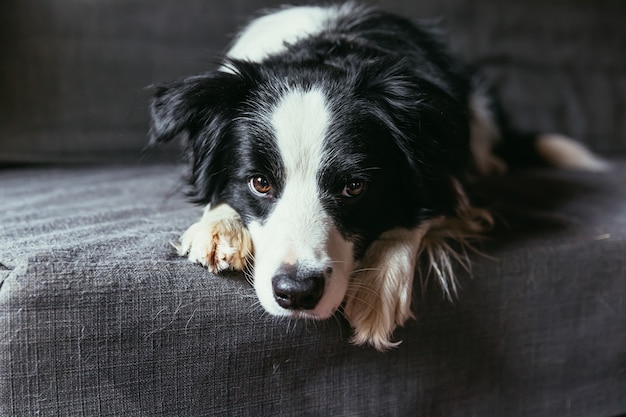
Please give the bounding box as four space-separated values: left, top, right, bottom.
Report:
271 264 331 311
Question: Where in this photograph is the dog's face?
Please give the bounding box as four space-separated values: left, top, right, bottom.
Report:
150 60 468 320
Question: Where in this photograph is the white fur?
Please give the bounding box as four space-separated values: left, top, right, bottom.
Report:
469 90 508 175
174 4 608 352
226 6 335 64
536 133 609 171
249 87 354 319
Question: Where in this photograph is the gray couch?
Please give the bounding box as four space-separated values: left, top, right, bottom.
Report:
1 1 625 416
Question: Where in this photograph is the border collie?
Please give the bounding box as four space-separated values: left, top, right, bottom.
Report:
149 3 606 350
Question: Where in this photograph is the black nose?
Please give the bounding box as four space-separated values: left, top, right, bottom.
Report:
272 264 327 310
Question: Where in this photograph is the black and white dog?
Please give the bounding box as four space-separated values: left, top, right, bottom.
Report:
149 3 605 350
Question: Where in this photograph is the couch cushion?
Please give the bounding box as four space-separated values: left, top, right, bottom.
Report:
0 161 625 416
1 0 624 163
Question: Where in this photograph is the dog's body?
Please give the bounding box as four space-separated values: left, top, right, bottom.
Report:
150 3 606 350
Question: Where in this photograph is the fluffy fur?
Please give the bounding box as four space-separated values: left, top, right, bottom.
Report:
149 3 604 351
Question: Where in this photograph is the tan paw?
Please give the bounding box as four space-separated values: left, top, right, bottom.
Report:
343 227 424 351
344 279 413 351
176 205 253 274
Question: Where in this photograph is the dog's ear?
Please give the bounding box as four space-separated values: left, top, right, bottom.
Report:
355 60 470 215
149 63 256 143
149 61 258 205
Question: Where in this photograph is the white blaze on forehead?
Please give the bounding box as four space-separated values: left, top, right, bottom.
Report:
249 86 354 318
268 87 330 261
272 87 329 179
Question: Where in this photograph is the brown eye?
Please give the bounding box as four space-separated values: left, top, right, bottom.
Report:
342 179 367 198
249 175 272 196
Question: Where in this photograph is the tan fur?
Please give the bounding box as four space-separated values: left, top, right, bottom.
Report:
344 227 428 351
178 189 493 351
417 181 493 300
536 134 609 172
344 179 493 351
175 204 254 273
469 90 508 175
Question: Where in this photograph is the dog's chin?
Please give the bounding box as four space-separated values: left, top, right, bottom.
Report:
259 293 345 320
291 307 336 321
255 299 336 319
264 302 340 321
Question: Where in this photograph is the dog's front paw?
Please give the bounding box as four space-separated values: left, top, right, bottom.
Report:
344 278 413 351
343 228 422 351
176 205 253 274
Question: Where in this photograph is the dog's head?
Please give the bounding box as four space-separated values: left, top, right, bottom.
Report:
150 59 469 320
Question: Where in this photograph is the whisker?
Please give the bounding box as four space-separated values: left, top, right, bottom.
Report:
344 292 380 313
327 260 349 265
351 267 383 275
346 283 382 298
331 311 345 339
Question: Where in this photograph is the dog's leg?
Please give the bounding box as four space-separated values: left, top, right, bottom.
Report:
175 204 253 273
344 226 429 351
469 89 508 176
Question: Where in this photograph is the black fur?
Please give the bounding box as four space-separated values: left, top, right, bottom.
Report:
149 5 498 257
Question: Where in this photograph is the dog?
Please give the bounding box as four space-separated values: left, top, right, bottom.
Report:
149 3 606 351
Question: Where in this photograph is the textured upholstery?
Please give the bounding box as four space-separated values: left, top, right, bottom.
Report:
1 0 625 415
1 162 625 416
0 0 624 163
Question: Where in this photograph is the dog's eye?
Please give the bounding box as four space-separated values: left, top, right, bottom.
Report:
342 179 368 199
248 175 272 196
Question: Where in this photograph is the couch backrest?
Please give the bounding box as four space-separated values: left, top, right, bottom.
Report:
1 0 624 164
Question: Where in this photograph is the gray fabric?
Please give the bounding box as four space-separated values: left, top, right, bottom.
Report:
1 161 625 416
1 0 625 163
1 0 625 414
